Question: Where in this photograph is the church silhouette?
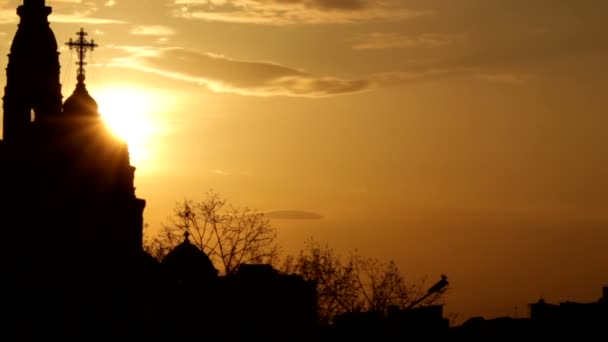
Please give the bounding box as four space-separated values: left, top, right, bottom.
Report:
0 1 316 339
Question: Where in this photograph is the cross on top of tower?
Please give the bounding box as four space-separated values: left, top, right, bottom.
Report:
66 28 98 84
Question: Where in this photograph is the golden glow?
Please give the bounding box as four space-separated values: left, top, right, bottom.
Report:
96 86 159 169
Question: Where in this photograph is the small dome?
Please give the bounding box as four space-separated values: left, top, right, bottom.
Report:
63 75 98 116
161 232 218 284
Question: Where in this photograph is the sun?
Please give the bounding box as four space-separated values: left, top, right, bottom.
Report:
96 86 159 168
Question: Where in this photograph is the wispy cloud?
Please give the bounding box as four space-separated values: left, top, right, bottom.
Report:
130 25 175 36
105 45 372 97
50 13 125 24
210 169 231 176
0 1 125 25
475 72 534 85
102 41 539 95
371 69 451 84
173 0 432 25
264 210 324 220
351 32 459 50
0 9 21 24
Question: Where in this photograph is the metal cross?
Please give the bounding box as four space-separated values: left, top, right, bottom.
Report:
66 28 98 81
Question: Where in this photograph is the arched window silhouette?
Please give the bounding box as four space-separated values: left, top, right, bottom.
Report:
30 108 35 122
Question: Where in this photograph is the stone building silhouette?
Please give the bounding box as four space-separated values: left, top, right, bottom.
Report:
0 1 317 339
0 0 149 337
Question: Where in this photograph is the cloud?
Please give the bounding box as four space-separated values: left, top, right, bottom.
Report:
0 1 125 25
49 13 125 24
370 67 536 87
102 44 531 96
264 210 324 220
210 169 231 176
371 69 451 85
351 32 458 50
475 72 534 85
106 46 372 97
307 0 365 10
172 0 432 25
130 25 175 36
105 0 117 6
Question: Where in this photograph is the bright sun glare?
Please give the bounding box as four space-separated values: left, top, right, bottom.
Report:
96 86 159 168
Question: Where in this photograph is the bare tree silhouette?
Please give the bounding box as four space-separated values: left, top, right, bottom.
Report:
145 193 448 326
145 190 279 275
282 238 447 325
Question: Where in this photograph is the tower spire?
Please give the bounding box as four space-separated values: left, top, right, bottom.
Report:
3 0 61 141
24 0 46 6
66 28 98 84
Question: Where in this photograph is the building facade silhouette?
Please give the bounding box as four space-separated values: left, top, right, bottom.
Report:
0 0 154 337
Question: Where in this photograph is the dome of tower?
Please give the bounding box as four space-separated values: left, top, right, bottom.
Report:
63 75 98 116
161 232 219 284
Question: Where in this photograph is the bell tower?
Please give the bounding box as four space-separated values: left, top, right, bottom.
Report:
2 0 62 142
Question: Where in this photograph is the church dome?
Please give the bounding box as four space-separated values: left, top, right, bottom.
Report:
161 232 219 284
63 75 98 116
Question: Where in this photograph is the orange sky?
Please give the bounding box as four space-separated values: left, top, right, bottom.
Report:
0 0 607 322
